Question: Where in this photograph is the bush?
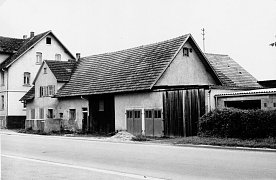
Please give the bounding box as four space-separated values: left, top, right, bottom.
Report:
132 135 150 141
199 108 276 139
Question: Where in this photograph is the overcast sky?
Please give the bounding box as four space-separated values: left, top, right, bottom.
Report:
0 0 275 80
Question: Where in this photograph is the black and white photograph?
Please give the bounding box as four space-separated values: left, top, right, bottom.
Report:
1 0 276 179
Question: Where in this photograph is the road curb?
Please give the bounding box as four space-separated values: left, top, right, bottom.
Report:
1 130 276 153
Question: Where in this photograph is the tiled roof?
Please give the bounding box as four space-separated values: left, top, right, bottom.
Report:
0 36 26 54
205 53 261 87
45 60 76 82
0 31 51 69
56 35 190 97
19 86 35 101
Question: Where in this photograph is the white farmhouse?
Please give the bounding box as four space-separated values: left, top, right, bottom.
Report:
0 31 75 128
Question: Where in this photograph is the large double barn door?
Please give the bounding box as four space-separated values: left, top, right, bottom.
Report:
163 88 205 137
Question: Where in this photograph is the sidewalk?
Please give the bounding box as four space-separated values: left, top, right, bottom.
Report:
1 129 276 153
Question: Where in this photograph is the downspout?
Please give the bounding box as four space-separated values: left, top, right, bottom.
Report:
207 89 211 112
6 69 9 127
215 95 218 109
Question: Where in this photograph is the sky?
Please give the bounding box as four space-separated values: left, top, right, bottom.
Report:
0 0 275 80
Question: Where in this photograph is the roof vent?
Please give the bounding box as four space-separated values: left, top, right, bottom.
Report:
30 32 35 38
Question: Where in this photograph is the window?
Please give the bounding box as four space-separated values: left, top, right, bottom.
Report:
39 108 44 119
36 52 42 64
47 109 53 118
59 113 63 118
99 100 104 111
274 103 276 107
264 103 267 108
1 95 4 110
23 101 26 109
55 54 61 61
126 110 133 118
154 110 162 118
48 85 55 96
183 47 189 57
134 110 141 118
39 85 55 97
31 109 35 119
44 67 47 74
1 71 4 86
145 110 152 119
69 109 76 120
23 72 30 85
46 37 51 44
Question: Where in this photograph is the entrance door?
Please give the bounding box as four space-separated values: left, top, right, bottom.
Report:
82 107 88 132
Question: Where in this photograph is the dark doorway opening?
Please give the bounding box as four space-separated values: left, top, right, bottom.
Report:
88 95 115 133
224 100 261 110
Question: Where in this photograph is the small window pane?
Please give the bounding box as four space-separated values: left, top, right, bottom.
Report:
69 109 76 120
59 113 63 118
154 110 162 118
39 108 44 119
134 110 140 118
36 52 42 64
48 109 53 118
126 110 132 118
46 37 51 44
99 100 104 111
31 109 35 119
55 54 61 61
145 110 152 118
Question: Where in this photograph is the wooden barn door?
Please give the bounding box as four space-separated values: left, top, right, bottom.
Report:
127 110 142 136
163 89 205 137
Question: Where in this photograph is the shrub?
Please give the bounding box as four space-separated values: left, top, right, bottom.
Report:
132 135 150 141
199 108 276 139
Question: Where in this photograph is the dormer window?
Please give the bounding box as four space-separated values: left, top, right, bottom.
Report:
183 47 189 57
46 37 51 45
55 54 61 61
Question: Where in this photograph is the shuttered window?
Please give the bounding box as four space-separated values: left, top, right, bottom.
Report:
31 109 35 119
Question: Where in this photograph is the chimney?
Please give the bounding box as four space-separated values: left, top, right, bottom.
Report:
23 35 27 39
76 53 81 61
30 32 35 38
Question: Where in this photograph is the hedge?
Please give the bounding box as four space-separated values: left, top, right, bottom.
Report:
198 108 276 139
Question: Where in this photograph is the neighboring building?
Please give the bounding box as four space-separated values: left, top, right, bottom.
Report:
215 88 276 110
0 31 75 128
20 60 88 132
258 80 276 88
54 34 260 137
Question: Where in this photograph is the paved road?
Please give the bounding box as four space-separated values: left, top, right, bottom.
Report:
1 133 276 180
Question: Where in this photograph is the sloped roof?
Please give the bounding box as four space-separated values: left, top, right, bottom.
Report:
19 86 35 101
0 36 26 54
45 60 76 82
205 53 261 87
56 34 192 97
0 30 74 69
0 31 50 69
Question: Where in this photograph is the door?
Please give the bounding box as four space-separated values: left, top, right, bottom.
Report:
82 108 88 132
126 109 142 136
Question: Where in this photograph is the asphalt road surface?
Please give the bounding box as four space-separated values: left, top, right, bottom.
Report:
1 133 276 180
